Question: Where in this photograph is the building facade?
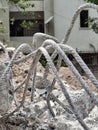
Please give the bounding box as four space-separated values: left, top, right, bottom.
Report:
44 0 98 53
9 0 44 47
44 0 98 78
0 0 97 77
1 0 98 53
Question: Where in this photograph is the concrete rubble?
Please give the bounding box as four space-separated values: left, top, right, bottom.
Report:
0 45 98 130
0 70 98 130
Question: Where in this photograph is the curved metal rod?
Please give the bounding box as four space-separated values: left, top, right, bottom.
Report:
0 43 89 129
42 39 98 106
0 54 34 120
0 42 10 60
36 46 90 130
0 42 19 106
32 33 61 94
60 44 98 88
62 3 98 44
31 67 37 101
32 32 60 84
18 45 89 130
8 43 89 129
46 93 55 117
50 93 73 114
0 43 33 119
1 43 33 79
32 32 59 50
13 50 37 64
46 55 62 117
14 78 27 92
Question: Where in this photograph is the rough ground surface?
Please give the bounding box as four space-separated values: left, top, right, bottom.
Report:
0 49 98 130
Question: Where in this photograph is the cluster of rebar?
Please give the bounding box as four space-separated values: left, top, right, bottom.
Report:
0 3 98 130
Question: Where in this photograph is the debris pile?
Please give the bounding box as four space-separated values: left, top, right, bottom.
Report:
0 3 98 130
0 45 98 130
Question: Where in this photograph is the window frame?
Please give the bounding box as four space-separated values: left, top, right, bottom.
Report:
10 11 44 37
79 10 90 29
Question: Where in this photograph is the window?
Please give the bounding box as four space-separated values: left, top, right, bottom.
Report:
80 10 89 28
10 11 44 37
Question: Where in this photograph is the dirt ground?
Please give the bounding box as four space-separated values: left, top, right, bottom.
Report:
1 48 98 130
0 49 98 94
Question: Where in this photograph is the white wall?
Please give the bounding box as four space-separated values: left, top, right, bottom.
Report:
44 0 53 21
53 0 98 52
0 0 10 44
10 37 32 48
44 0 54 35
8 0 98 51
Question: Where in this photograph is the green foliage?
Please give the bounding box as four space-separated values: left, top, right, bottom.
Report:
0 21 4 33
7 0 35 30
84 0 98 33
7 0 35 11
8 0 20 4
19 3 34 11
20 20 33 29
87 17 98 33
84 0 98 5
10 18 15 25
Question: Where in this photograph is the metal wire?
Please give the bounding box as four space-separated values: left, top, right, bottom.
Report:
1 3 98 130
